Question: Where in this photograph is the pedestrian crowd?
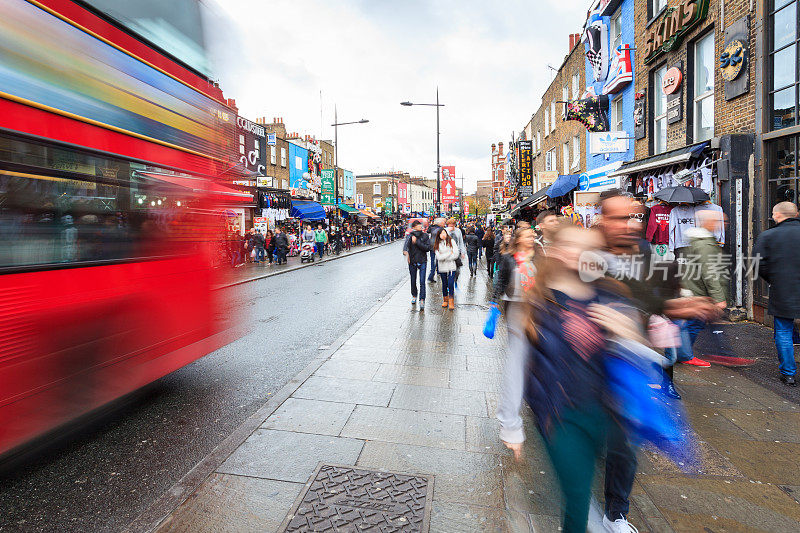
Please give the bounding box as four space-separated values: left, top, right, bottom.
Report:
225 221 405 267
400 193 800 532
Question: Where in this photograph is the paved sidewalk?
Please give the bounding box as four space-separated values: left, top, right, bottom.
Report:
148 263 800 532
218 240 395 287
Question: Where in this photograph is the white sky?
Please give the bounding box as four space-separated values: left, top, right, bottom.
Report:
207 0 588 193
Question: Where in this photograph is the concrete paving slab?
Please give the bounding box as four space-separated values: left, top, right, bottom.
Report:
356 441 505 508
428 501 508 532
313 359 380 380
466 416 509 455
216 429 363 483
715 408 800 443
155 474 302 533
701 437 800 484
485 392 500 418
261 398 355 436
389 383 487 417
390 352 469 370
466 355 505 373
449 369 504 392
373 363 451 388
685 407 754 440
292 375 395 406
340 404 466 450
330 347 404 364
638 440 743 478
678 384 771 411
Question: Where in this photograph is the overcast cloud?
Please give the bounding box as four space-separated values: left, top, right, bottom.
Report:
207 0 588 192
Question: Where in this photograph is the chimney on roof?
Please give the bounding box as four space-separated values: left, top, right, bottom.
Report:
569 33 581 51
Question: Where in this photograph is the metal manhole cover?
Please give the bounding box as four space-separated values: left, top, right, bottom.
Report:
278 463 433 532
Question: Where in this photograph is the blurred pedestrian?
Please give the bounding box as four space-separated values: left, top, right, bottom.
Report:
498 223 645 533
434 227 459 310
265 230 275 264
754 201 800 386
446 218 467 285
273 227 289 264
534 210 558 259
482 227 495 277
465 227 480 276
475 224 485 260
253 230 266 264
315 223 328 258
427 218 444 282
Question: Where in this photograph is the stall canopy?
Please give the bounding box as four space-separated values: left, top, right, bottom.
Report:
290 200 326 221
546 174 581 198
510 186 550 216
337 203 360 216
606 141 709 178
359 209 379 219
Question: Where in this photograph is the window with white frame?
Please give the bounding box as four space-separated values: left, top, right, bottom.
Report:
550 101 557 131
572 135 580 167
611 96 624 132
562 86 569 106
537 131 541 151
610 12 622 51
239 134 245 155
651 0 667 17
545 148 555 171
270 145 276 165
572 74 580 100
562 142 569 175
654 65 668 154
373 183 381 194
281 179 288 189
694 32 715 142
544 109 550 136
280 147 286 167
295 156 302 170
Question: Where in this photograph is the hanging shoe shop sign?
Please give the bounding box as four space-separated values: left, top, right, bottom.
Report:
643 0 710 65
721 16 750 101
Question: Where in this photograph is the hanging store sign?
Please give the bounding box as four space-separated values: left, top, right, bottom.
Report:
589 132 629 154
320 169 335 205
722 15 750 101
665 62 683 125
518 140 533 196
643 0 710 65
634 90 646 140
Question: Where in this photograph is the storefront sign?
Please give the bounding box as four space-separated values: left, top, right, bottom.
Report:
634 91 646 140
356 203 366 210
237 115 266 176
267 133 276 146
589 131 629 154
537 171 558 189
233 179 256 186
320 169 335 205
643 0 710 65
577 161 623 192
518 140 533 196
257 176 272 187
666 62 683 125
722 16 750 101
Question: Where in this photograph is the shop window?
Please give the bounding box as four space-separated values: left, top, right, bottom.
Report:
693 33 715 142
572 135 580 168
270 145 276 165
767 136 799 216
280 147 286 167
769 0 799 131
610 12 622 51
653 65 668 154
611 96 624 132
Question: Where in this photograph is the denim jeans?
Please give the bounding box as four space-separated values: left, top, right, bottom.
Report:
428 251 438 281
409 262 427 301
440 271 456 297
467 252 478 272
254 248 265 262
676 318 706 362
774 316 798 376
317 243 324 258
276 249 287 264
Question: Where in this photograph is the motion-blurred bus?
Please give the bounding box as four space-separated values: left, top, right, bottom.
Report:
0 0 244 461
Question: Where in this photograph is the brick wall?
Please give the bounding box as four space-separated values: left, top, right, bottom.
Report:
632 0 756 159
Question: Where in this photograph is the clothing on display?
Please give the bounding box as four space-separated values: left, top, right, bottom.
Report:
261 208 289 224
574 201 601 228
646 203 672 245
667 203 724 251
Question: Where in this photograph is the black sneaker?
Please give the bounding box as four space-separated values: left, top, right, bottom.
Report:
780 375 797 386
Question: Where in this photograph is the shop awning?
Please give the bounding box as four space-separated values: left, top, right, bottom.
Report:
359 209 380 219
337 203 360 215
607 142 709 178
547 174 581 198
511 186 550 216
290 200 327 221
137 171 254 204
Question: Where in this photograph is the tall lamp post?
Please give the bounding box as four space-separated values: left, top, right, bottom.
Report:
331 105 368 212
401 87 444 216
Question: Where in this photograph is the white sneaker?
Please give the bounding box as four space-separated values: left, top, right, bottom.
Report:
586 498 605 533
603 514 638 533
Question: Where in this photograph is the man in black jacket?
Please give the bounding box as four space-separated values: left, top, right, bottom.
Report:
404 220 431 309
753 201 800 386
273 227 289 265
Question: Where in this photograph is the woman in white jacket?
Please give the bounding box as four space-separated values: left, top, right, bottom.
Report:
434 229 459 309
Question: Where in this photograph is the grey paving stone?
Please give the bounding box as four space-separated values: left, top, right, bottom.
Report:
429 501 507 532
331 347 401 364
389 383 487 417
216 429 363 483
314 359 380 380
485 392 500 418
356 441 504 508
156 474 302 533
448 369 503 392
292 375 395 406
392 352 468 370
466 356 505 373
261 398 355 436
340 405 466 450
466 416 509 455
373 364 451 388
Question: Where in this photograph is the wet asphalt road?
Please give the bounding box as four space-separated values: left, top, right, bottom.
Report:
0 242 407 533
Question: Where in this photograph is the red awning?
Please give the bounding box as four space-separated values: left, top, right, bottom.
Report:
138 172 253 204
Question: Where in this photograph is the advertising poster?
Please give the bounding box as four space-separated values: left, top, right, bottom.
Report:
518 140 533 196
441 179 457 205
320 169 335 205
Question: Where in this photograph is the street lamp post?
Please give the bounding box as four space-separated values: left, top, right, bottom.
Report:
401 87 444 216
331 105 369 211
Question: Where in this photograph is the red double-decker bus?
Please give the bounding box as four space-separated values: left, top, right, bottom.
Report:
0 0 244 460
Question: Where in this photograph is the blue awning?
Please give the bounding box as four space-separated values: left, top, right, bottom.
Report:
290 200 326 221
547 174 581 198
